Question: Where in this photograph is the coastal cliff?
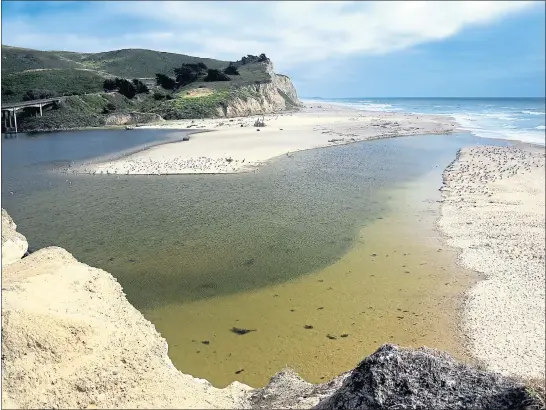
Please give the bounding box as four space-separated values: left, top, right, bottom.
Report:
1 209 539 410
215 64 301 118
1 46 301 132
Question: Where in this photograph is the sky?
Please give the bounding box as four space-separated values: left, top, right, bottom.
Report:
1 1 545 98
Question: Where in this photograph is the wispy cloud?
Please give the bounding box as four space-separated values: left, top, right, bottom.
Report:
2 1 543 96
1 0 538 71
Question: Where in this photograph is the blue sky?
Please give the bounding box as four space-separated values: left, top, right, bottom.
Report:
2 1 544 98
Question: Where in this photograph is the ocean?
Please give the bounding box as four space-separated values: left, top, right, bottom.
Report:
303 97 546 146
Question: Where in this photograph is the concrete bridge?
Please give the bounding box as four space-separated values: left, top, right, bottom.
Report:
2 97 62 133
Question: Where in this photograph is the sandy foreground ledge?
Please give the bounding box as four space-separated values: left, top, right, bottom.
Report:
438 145 546 380
75 104 458 175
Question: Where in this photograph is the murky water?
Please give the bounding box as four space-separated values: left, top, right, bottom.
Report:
1 129 509 387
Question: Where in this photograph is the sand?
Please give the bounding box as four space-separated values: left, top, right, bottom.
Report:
438 145 546 380
1 244 251 409
74 104 458 175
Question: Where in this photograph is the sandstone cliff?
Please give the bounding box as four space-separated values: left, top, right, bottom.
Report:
104 112 164 126
1 209 538 410
215 61 301 118
1 209 28 267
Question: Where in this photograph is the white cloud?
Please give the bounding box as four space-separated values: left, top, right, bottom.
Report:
1 0 538 72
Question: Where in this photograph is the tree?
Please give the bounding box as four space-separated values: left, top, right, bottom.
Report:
103 79 117 91
132 79 149 94
174 65 200 87
156 73 176 90
174 63 208 86
223 65 240 75
116 79 137 99
22 89 58 101
204 69 231 82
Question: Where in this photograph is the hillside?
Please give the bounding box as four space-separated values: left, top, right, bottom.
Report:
1 45 300 131
1 45 229 78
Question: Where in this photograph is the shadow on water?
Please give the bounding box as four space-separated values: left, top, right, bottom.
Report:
1 130 508 312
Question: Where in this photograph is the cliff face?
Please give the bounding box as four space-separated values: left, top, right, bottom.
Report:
1 209 28 267
104 112 164 126
216 61 301 118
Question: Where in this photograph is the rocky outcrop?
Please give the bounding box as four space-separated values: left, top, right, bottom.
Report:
216 61 301 118
1 209 28 267
1 244 250 410
1 209 541 410
105 112 164 126
315 345 535 410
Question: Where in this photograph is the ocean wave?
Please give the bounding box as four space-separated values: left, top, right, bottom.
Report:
535 125 546 130
521 111 546 116
452 114 545 145
480 112 517 121
304 99 402 112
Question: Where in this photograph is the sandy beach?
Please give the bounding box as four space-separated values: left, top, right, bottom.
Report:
74 104 459 175
438 145 546 380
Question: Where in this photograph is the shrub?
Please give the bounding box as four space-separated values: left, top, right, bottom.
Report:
102 102 116 114
153 91 166 100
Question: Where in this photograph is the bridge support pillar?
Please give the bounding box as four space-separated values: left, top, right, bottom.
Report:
13 110 17 133
39 104 43 117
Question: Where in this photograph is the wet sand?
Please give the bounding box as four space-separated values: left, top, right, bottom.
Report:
74 104 458 175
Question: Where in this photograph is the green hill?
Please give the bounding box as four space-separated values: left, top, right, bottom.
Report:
1 45 298 131
2 69 108 103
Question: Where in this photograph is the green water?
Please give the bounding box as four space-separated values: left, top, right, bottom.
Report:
2 131 504 312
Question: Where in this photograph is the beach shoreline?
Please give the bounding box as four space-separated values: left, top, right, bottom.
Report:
437 144 546 380
72 103 460 175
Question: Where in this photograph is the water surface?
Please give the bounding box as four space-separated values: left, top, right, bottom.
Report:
1 129 510 386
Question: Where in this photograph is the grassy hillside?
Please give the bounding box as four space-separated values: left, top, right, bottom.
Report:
1 45 297 131
2 69 108 103
1 45 260 79
16 93 140 131
1 46 83 72
1 45 271 103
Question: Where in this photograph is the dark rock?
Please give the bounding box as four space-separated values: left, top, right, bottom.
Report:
315 344 537 410
235 369 245 374
201 340 210 345
304 325 314 329
231 327 256 335
243 258 255 266
326 334 337 340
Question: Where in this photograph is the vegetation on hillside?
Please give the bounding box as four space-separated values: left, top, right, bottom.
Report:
103 78 149 99
1 69 106 103
1 45 298 131
15 93 138 131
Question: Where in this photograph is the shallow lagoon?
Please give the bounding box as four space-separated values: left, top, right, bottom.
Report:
2 130 508 386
